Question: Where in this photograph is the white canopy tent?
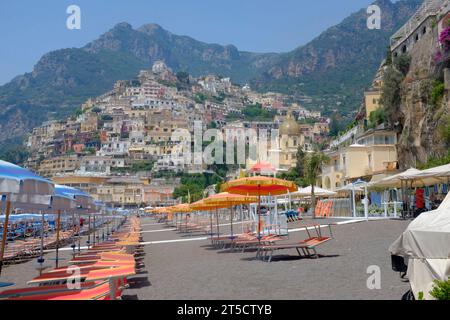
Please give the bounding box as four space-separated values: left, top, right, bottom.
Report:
390 194 450 300
369 168 422 189
406 164 450 186
336 182 365 218
292 185 337 198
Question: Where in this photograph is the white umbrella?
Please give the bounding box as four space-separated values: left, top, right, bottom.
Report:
369 168 423 189
369 168 424 218
292 185 337 197
405 163 450 187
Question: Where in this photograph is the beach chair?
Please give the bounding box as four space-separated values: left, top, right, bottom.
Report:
233 234 284 252
256 224 334 262
0 281 115 300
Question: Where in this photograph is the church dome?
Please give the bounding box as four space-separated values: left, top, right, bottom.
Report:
280 113 300 136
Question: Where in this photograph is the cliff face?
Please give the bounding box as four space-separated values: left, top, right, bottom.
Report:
396 24 450 168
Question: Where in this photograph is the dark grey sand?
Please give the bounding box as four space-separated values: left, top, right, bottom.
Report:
1 217 411 300
123 217 411 300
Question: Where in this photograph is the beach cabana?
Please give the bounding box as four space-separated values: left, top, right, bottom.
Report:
0 161 54 281
221 176 297 241
389 200 450 300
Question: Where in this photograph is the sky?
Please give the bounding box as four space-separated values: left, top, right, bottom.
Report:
0 0 380 85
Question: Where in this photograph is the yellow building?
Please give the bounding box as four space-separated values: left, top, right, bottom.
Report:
38 155 81 178
364 68 384 121
52 175 109 196
321 129 398 190
53 175 151 208
279 113 305 170
364 89 382 120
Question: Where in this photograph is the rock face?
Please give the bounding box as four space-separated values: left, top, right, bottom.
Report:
252 0 423 108
396 23 450 168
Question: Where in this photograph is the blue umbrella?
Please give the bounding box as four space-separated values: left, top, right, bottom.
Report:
54 185 98 250
0 160 54 280
0 160 53 195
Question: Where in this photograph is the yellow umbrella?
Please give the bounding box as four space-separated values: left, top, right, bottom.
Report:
203 193 257 238
170 204 193 230
190 200 230 240
221 176 297 241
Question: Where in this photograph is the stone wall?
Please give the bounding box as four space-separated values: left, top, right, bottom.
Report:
396 23 450 168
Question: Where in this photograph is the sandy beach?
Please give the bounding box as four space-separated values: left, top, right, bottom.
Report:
0 216 412 300
120 216 411 300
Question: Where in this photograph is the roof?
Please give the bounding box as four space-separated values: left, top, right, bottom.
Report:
279 113 300 136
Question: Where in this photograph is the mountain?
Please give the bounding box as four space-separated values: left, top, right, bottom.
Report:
0 0 423 154
251 0 424 114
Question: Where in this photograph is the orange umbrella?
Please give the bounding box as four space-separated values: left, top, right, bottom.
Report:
221 176 297 241
203 193 257 238
170 204 193 230
190 199 230 240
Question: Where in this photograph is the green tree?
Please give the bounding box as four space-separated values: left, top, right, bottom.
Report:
394 54 411 76
381 66 404 128
304 152 329 218
295 146 306 178
368 107 386 128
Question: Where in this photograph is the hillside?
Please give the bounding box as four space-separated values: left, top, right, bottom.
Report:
0 0 422 154
252 0 423 115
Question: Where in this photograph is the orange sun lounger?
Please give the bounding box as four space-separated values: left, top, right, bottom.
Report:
7 282 114 300
256 224 334 262
0 281 116 300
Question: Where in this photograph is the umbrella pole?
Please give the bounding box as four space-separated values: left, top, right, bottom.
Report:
230 206 234 239
87 215 91 249
258 186 261 242
210 211 213 244
0 199 11 276
55 210 61 268
241 205 244 235
39 210 45 276
216 208 219 241
77 213 81 253
93 215 96 246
